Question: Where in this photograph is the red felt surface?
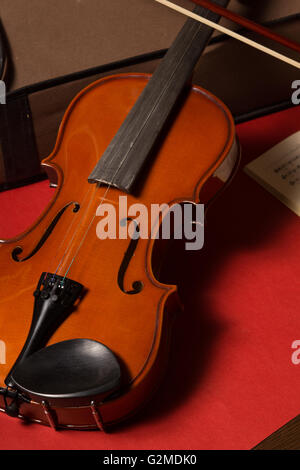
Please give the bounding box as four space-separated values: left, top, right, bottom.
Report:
0 106 299 449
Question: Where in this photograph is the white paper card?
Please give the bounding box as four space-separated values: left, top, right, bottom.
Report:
244 131 300 216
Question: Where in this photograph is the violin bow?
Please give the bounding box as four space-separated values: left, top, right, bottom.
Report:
189 0 300 53
155 0 300 69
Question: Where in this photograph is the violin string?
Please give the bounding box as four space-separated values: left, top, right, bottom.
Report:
53 186 94 276
57 161 123 280
59 6 212 279
62 183 112 280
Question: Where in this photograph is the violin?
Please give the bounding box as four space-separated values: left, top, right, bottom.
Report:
0 0 239 430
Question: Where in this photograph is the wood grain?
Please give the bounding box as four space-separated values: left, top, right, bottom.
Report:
254 415 300 450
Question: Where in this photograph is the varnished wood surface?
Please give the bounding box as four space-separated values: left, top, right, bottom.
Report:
0 73 236 427
88 0 229 191
254 415 300 450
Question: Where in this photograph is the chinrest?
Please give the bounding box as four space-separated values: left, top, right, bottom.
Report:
9 339 121 405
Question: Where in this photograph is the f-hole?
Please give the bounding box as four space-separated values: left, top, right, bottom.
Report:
11 202 80 262
118 218 143 295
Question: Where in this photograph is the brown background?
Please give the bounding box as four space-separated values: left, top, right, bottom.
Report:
1 0 299 90
0 1 299 190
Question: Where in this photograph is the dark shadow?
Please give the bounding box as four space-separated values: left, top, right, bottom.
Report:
235 0 269 22
0 18 14 90
112 139 291 432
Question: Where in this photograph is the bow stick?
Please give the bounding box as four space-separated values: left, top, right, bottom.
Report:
191 0 300 53
155 0 300 69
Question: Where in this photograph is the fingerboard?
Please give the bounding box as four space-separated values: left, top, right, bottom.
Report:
88 0 229 193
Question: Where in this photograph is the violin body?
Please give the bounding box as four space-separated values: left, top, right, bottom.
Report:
0 73 238 429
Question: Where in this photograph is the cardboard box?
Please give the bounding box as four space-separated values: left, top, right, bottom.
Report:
0 0 299 189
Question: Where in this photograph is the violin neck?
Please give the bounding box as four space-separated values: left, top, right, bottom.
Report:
88 0 229 194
